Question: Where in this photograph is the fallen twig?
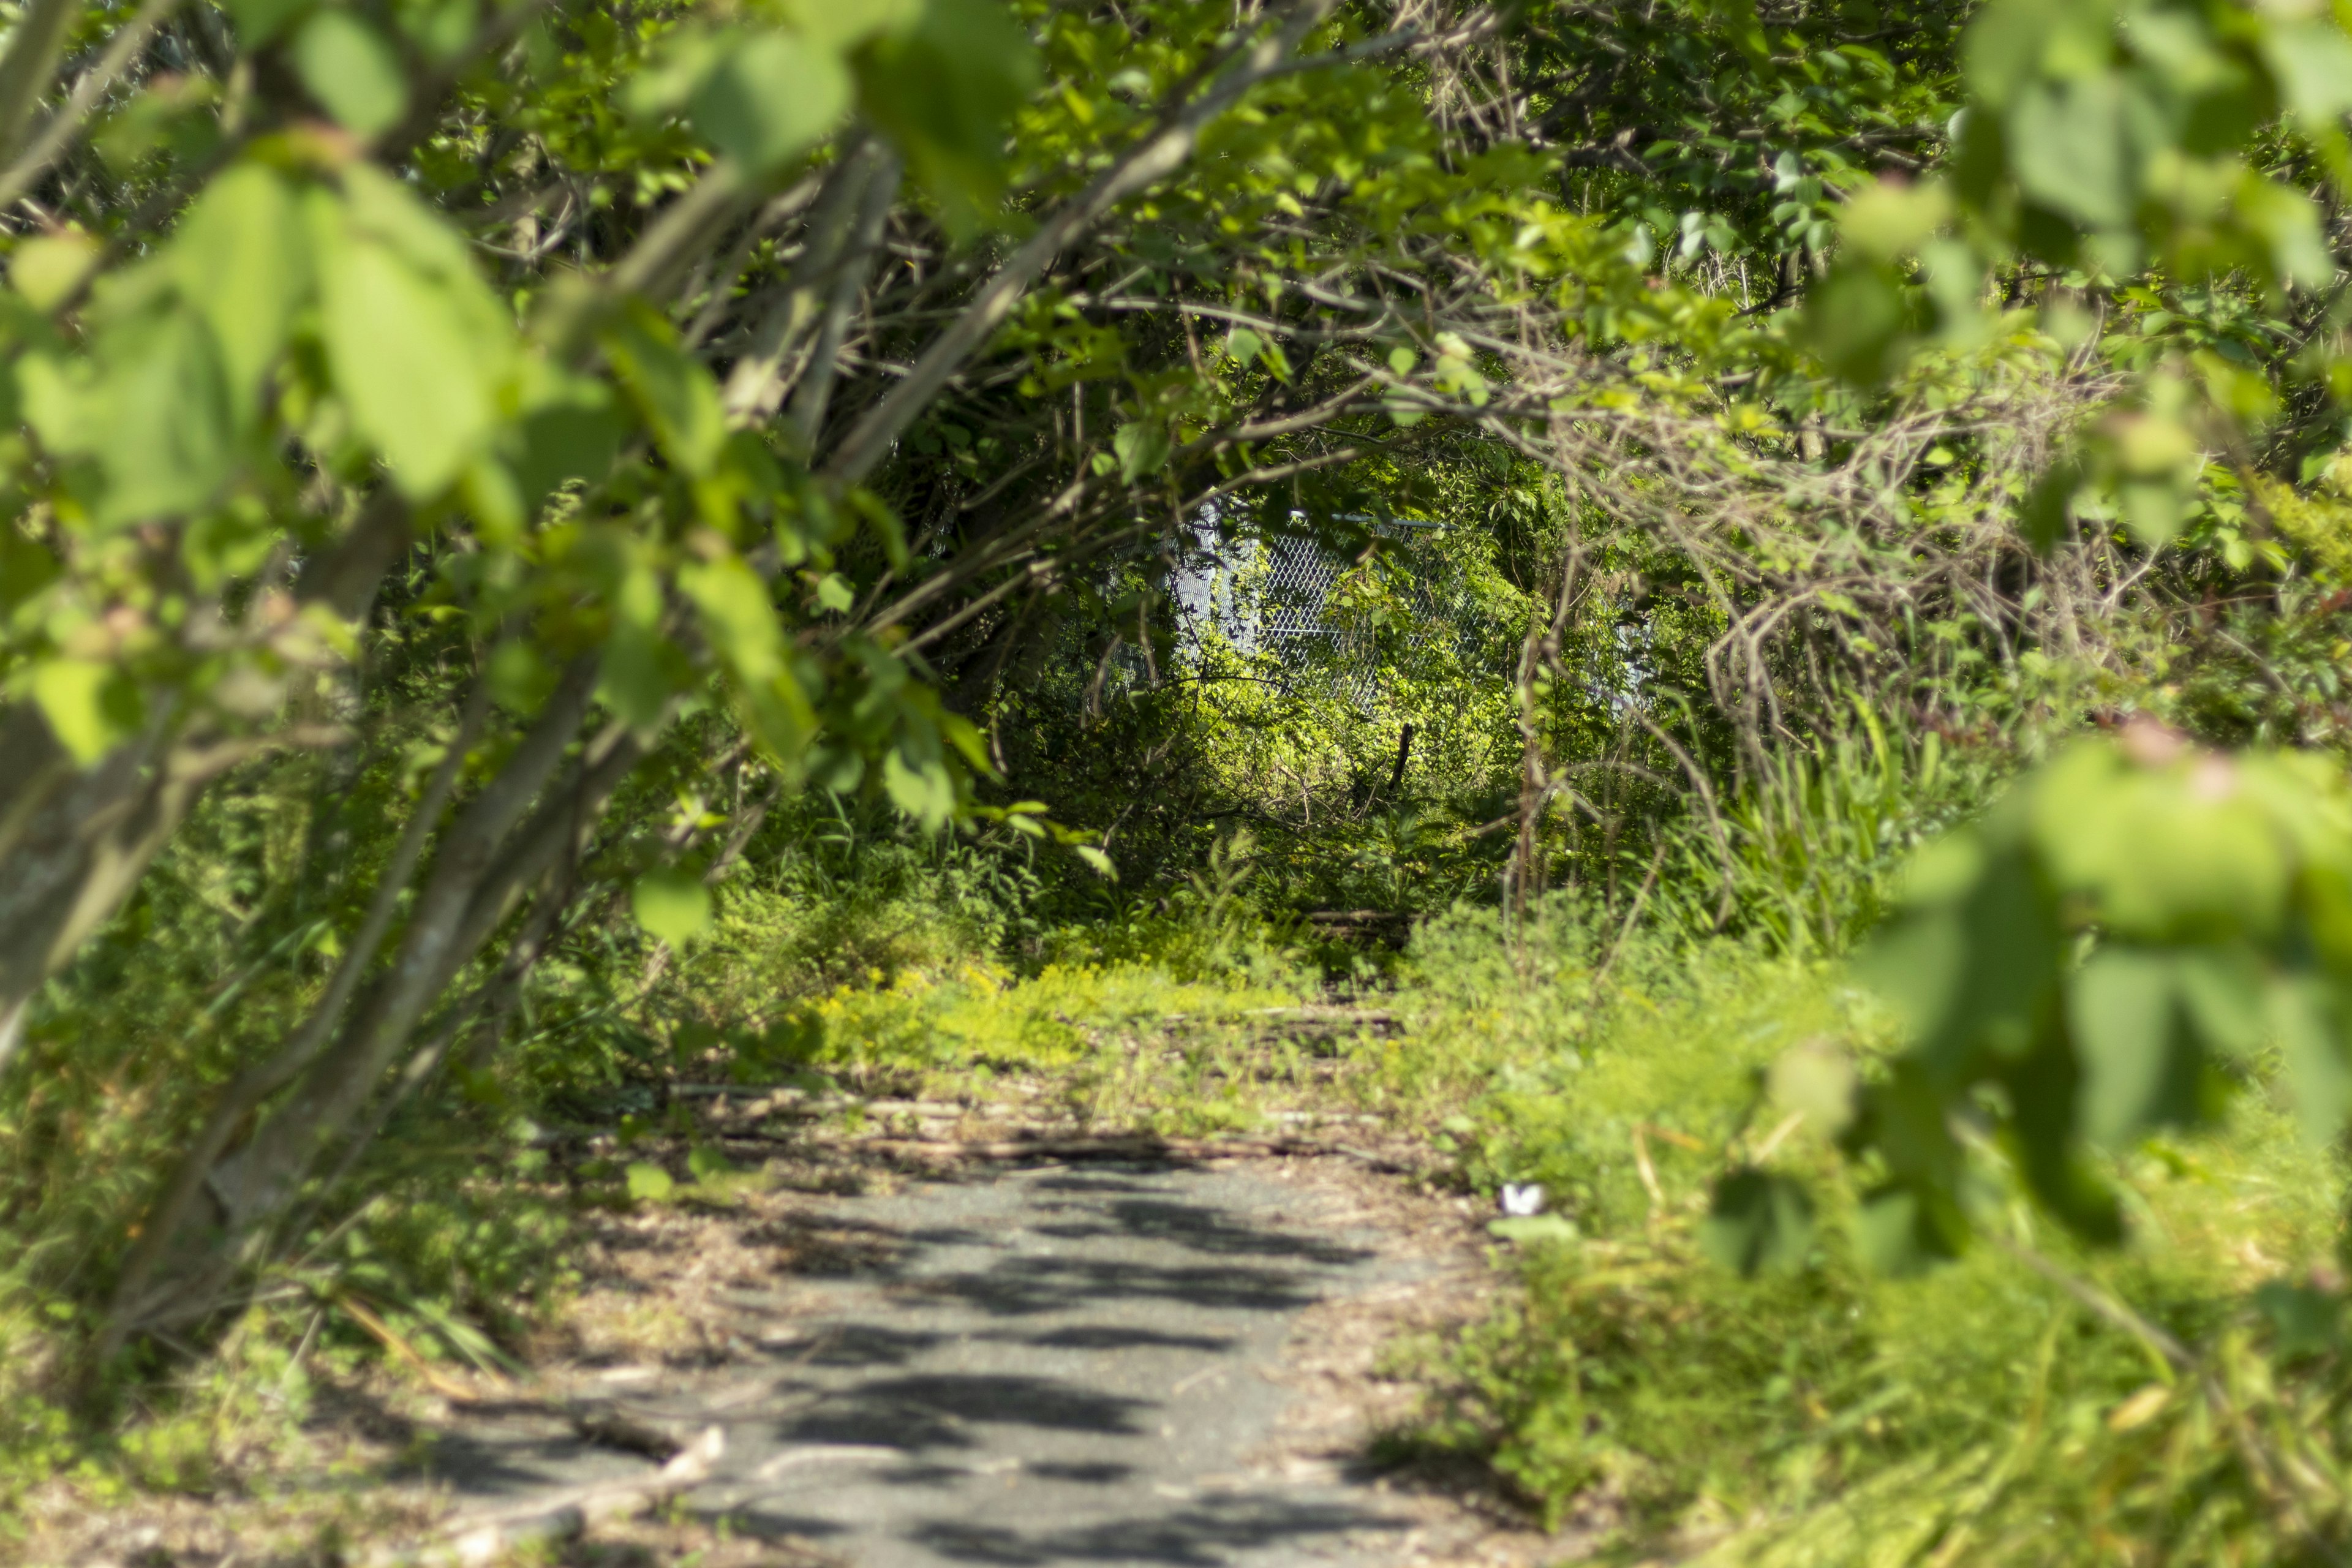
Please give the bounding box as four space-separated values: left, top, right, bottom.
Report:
362 1426 724 1567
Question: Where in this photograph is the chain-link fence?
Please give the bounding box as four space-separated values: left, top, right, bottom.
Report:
1172 513 1510 703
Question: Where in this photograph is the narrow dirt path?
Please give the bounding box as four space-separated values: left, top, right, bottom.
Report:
398 1153 1550 1568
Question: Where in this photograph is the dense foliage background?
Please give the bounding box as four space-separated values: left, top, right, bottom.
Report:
7 0 2352 1554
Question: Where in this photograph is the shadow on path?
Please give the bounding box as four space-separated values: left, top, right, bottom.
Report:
428 1159 1431 1568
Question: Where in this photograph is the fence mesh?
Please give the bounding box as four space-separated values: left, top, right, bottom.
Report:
1175 518 1509 702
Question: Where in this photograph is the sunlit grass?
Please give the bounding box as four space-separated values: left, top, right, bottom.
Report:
1381 914 2352 1565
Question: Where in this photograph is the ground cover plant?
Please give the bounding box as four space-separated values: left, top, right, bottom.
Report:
7 0 2352 1556
1385 913 2352 1563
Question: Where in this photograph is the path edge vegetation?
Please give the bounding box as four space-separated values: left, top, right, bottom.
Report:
4 0 2352 1556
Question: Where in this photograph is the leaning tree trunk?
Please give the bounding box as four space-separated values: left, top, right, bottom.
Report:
0 495 415 1084
105 669 665 1341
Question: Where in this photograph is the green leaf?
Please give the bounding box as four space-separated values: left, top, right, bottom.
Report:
624 25 726 122
0 524 58 612
2019 457 2082 554
2173 948 2267 1060
2068 946 2201 1146
1700 1167 1816 1276
336 164 483 281
788 0 922 50
172 164 310 404
1766 1038 1858 1135
1698 0 1768 55
2004 1030 2126 1243
2261 21 2352 126
25 308 240 526
693 31 851 171
1852 1184 1962 1275
10 231 98 311
679 551 814 758
398 0 476 64
815 573 855 612
2008 76 2132 232
1804 262 1918 386
603 305 727 478
845 488 908 571
2269 977 2352 1143
184 505 278 590
854 0 1039 225
625 1161 676 1202
317 234 497 496
1488 1214 1579 1245
510 392 623 510
1074 844 1116 879
2035 745 2290 941
30 658 138 765
484 639 556 715
1856 895 2046 1083
1840 178 1953 262
687 1146 738 1182
633 870 713 949
883 746 954 829
292 11 412 139
597 622 678 732
678 554 785 684
1227 327 1264 368
222 0 312 45
2232 176 2333 292
2253 1280 2343 1359
1112 422 1170 483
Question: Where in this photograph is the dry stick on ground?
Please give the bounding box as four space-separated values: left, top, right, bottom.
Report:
361 1427 727 1568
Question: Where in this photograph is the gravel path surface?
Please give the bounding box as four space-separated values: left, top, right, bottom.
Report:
423 1159 1484 1567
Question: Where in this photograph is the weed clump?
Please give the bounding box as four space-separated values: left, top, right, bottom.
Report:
1384 918 2352 1564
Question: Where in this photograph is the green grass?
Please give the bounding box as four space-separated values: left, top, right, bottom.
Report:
12 764 2352 1568
1378 908 2352 1564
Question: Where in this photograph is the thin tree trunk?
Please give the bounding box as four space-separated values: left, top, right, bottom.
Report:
0 495 415 1088
107 661 602 1336
105 685 489 1333
785 145 902 447
722 137 886 425
0 710 181 1044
